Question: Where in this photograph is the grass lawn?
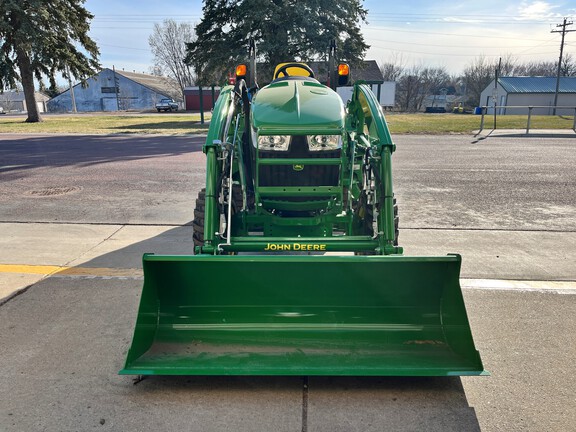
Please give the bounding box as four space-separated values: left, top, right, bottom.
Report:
0 111 574 135
385 113 576 134
0 113 211 135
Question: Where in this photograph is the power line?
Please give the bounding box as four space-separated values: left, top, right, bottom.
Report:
365 11 569 25
368 36 556 50
98 43 150 52
369 43 556 58
363 25 556 42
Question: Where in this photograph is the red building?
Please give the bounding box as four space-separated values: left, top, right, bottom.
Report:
184 86 221 111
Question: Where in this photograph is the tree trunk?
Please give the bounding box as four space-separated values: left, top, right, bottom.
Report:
16 47 42 123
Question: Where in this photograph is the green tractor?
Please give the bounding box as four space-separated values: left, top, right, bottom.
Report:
121 43 485 377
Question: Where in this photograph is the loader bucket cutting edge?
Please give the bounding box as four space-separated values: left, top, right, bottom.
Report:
120 254 486 376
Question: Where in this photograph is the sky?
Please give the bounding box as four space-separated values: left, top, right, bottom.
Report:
83 0 576 77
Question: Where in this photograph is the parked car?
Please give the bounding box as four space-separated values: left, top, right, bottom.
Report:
0 107 5 115
155 98 179 112
424 106 446 113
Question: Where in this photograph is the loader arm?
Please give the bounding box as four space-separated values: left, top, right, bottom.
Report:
347 83 400 255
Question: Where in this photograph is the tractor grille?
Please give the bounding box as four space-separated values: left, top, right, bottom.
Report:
258 136 341 187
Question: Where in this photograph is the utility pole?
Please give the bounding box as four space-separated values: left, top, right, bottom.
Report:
66 65 77 113
112 65 120 111
551 18 574 115
493 57 501 129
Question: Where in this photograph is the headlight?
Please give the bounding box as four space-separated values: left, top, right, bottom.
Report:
307 135 341 151
258 135 291 151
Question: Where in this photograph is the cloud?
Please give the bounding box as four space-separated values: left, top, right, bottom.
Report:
516 1 561 21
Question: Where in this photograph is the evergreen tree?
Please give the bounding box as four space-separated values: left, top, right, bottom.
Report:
0 0 100 122
186 0 369 85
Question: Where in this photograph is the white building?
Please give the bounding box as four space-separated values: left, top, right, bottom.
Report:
0 90 49 113
480 77 576 115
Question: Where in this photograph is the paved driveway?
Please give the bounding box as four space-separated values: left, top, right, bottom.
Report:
0 133 574 431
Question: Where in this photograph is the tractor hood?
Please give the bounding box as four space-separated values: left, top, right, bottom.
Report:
251 80 345 135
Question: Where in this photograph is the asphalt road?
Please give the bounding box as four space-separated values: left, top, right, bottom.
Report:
0 133 575 230
0 132 575 432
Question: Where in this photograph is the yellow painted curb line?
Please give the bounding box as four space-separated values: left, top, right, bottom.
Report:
0 264 63 275
0 264 141 278
1 265 574 292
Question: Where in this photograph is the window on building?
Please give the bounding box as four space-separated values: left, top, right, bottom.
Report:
101 86 118 94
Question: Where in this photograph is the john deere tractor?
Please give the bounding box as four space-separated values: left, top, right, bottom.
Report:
121 42 485 377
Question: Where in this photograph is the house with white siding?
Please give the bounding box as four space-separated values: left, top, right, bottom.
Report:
480 77 576 115
0 89 50 113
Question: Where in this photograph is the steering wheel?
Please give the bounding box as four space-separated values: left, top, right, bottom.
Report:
273 63 315 80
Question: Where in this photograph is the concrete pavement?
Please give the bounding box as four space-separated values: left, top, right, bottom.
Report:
1 132 575 431
1 221 575 431
2 222 575 302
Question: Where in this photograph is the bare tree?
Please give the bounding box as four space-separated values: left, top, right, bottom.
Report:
383 50 575 110
499 53 518 76
560 53 576 77
463 56 498 107
149 20 196 99
379 52 405 81
0 91 17 112
513 60 554 76
396 65 422 112
395 64 450 112
148 65 164 77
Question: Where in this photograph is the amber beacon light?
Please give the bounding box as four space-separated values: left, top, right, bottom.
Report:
235 64 247 80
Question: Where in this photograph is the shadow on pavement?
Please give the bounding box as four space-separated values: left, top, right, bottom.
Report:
307 376 480 431
0 134 204 175
472 128 576 141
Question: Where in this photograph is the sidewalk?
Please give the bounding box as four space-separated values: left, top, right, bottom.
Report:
1 222 575 431
473 128 576 138
2 222 576 303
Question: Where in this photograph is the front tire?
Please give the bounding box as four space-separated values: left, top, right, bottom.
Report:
192 188 206 249
192 186 244 254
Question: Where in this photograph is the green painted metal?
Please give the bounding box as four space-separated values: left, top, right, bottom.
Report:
219 238 379 253
252 80 345 134
202 86 234 249
122 65 486 377
347 85 400 254
120 254 485 376
258 186 340 197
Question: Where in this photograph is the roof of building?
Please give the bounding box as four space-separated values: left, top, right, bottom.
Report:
112 69 181 100
256 60 385 84
309 60 384 83
498 76 576 93
0 90 50 102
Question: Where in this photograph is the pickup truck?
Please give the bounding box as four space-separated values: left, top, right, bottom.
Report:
155 98 179 112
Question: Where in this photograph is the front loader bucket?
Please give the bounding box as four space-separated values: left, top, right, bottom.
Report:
120 254 485 376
